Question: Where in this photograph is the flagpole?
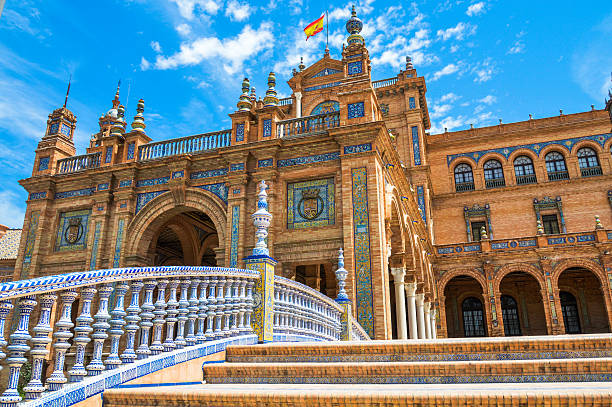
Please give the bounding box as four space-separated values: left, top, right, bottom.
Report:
326 10 329 51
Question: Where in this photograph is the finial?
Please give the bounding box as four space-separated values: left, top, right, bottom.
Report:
591 104 595 111
529 114 533 120
263 72 279 107
595 215 604 230
480 226 488 240
559 109 563 115
251 180 272 257
405 56 413 70
335 248 349 302
250 87 256 103
237 77 253 111
345 5 364 46
536 220 544 235
63 74 72 108
299 57 305 71
112 80 121 109
324 45 330 57
131 98 146 134
110 104 126 136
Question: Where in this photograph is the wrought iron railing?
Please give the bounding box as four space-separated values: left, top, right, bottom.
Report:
455 182 475 192
485 178 506 189
372 78 398 89
276 112 340 138
137 129 231 161
581 166 603 177
56 152 101 174
516 174 537 185
548 170 570 181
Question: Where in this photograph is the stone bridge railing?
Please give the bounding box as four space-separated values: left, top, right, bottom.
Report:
0 263 368 407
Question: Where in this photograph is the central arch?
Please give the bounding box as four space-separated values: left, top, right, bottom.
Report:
125 188 228 267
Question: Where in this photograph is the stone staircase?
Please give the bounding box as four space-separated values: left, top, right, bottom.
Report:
104 334 612 406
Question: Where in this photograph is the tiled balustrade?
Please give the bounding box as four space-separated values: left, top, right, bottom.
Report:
137 129 231 161
57 152 102 174
276 112 340 138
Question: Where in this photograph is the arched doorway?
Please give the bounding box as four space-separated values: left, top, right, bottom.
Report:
152 210 219 266
558 267 610 333
443 275 487 338
499 272 547 335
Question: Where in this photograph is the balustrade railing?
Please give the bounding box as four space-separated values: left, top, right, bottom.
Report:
56 152 101 174
372 77 398 89
137 129 231 161
276 112 340 138
278 97 293 106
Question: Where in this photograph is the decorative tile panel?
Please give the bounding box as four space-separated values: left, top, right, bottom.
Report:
55 210 91 252
236 123 244 142
548 237 566 245
287 178 335 230
195 183 228 204
135 190 168 214
278 152 339 168
55 188 95 199
119 180 132 188
229 205 240 267
446 132 612 166
304 81 342 92
351 167 374 338
411 126 421 166
113 219 125 268
29 192 47 200
230 163 245 172
49 122 59 135
190 168 228 179
311 68 341 78
127 143 135 160
311 101 339 115
97 183 109 191
344 143 372 154
172 170 184 179
348 61 363 75
519 239 537 247
104 146 113 164
409 97 416 109
263 119 272 137
416 186 426 223
60 123 71 137
38 157 49 171
89 222 101 270
19 211 40 279
348 102 365 119
258 159 273 168
136 176 170 187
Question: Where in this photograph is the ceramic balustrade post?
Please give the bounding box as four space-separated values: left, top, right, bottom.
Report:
69 287 97 381
222 278 233 337
163 280 179 352
277 286 284 331
273 286 279 328
175 279 190 349
196 278 209 344
245 279 254 333
105 282 129 369
0 296 36 407
186 278 200 346
0 300 13 371
231 279 240 335
135 280 156 360
214 278 225 339
238 279 247 332
85 284 113 377
23 294 57 400
120 280 143 363
205 278 217 340
150 279 168 355
46 289 78 389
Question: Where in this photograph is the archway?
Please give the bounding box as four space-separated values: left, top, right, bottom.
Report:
499 272 547 335
558 267 610 333
443 275 487 337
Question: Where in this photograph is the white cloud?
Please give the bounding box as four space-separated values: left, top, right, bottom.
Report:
437 22 477 41
507 40 525 54
152 22 274 75
430 103 452 119
466 2 486 17
471 58 496 82
150 41 162 53
0 189 26 229
176 23 192 37
479 95 496 104
170 0 220 20
140 57 151 71
431 63 459 81
440 93 460 103
225 0 252 22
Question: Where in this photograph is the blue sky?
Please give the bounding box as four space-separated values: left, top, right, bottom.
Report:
0 0 610 228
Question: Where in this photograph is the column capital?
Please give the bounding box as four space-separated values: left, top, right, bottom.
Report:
423 301 431 312
415 293 424 305
390 267 406 284
404 282 417 296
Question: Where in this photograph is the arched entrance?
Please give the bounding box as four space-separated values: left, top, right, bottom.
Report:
557 267 610 333
443 275 487 338
499 272 547 335
152 211 218 266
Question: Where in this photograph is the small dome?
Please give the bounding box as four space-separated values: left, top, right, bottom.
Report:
106 108 118 119
345 6 363 35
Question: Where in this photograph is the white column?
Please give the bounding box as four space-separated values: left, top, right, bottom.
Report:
390 268 408 340
294 92 302 118
430 308 437 339
424 302 432 339
405 282 418 339
416 293 425 339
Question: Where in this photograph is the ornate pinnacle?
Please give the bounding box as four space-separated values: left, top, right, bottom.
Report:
251 180 272 256
263 72 278 107
110 105 126 136
131 99 146 133
299 57 305 71
595 215 604 230
536 220 544 235
237 77 252 111
480 226 488 240
335 248 349 302
250 87 256 103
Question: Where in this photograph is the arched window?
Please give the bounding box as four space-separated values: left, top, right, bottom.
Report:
501 295 521 336
560 291 581 334
545 151 569 181
483 159 505 188
577 147 602 177
513 156 536 185
462 297 486 337
454 163 475 192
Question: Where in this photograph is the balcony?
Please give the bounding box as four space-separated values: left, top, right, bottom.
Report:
485 178 505 189
276 111 340 138
372 77 398 89
279 97 293 106
57 152 101 174
581 166 603 177
547 170 570 181
138 129 231 161
516 174 537 185
455 182 475 192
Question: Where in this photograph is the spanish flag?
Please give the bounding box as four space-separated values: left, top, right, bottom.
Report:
304 13 325 41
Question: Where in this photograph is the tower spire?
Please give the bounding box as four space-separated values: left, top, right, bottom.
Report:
113 80 121 108
63 75 72 108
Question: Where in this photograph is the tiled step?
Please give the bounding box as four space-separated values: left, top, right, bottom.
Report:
104 383 612 406
226 335 612 363
203 358 612 384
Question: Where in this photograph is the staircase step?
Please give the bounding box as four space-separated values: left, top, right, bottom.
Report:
226 335 612 363
203 358 612 384
104 383 612 406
